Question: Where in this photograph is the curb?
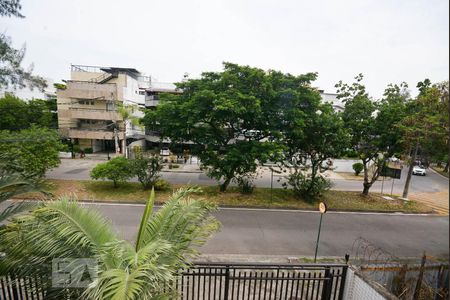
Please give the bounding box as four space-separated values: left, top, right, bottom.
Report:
8 199 438 216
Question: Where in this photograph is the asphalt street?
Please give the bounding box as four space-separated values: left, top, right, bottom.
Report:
81 202 449 258
47 159 449 195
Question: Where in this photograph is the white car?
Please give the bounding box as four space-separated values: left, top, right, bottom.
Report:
412 165 426 176
160 147 170 156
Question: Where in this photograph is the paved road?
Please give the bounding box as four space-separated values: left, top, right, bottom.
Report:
82 202 449 258
47 159 448 196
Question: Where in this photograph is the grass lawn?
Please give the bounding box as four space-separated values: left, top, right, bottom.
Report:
431 166 449 178
21 179 432 213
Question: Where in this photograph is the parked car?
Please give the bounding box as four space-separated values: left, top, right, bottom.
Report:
412 165 426 176
160 147 171 156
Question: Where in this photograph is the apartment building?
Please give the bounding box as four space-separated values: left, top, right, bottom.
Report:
56 64 177 155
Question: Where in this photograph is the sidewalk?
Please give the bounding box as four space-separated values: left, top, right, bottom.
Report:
409 190 449 215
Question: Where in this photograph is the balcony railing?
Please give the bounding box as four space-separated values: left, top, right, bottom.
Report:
68 128 124 140
59 81 117 100
69 108 122 121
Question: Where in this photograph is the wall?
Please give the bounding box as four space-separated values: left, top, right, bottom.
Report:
343 267 397 300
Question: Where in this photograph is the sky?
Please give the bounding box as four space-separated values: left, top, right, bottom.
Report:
1 0 448 98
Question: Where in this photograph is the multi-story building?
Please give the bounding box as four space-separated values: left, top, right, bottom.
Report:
57 64 177 155
57 64 344 155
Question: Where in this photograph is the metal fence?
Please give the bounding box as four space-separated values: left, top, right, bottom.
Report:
0 263 348 300
178 263 348 300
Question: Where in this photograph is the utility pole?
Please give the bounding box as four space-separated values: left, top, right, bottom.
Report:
114 126 120 155
402 141 419 199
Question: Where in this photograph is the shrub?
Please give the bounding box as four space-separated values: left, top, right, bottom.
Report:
233 173 257 194
83 148 93 154
72 144 81 154
130 156 163 190
352 162 364 176
283 172 332 202
344 149 359 158
154 179 170 191
90 156 133 187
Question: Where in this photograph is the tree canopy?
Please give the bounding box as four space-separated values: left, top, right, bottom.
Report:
144 63 327 192
0 126 64 179
0 94 56 130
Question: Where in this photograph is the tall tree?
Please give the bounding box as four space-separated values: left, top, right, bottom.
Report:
0 94 56 130
337 75 408 196
399 80 449 198
0 0 47 91
268 69 349 200
0 126 63 179
144 63 284 191
0 0 23 17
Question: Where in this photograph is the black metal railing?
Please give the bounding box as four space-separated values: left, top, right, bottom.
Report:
0 263 348 300
176 263 348 300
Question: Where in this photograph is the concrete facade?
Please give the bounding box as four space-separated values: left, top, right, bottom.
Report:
57 64 177 154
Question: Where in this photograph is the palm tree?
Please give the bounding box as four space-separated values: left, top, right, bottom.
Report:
0 187 219 299
0 172 43 223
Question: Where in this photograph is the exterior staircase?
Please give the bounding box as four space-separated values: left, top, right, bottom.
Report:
89 72 118 84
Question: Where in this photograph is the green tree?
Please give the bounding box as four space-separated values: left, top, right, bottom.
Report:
90 156 133 187
0 126 63 179
144 63 283 191
131 155 163 190
0 94 56 130
279 102 349 201
398 80 449 198
0 1 47 91
0 0 23 18
0 93 28 130
0 188 219 299
337 75 408 196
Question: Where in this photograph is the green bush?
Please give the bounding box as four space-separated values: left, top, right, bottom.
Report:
344 149 359 158
234 174 256 194
90 156 133 188
130 156 163 190
283 172 332 202
154 179 170 191
352 162 364 176
72 145 81 154
83 148 93 154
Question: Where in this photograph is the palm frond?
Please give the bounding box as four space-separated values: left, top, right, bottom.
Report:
0 198 119 276
136 188 155 251
0 201 36 223
139 187 220 261
0 172 44 203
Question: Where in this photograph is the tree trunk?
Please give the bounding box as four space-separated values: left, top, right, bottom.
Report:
220 177 232 192
361 159 371 196
403 141 419 199
113 180 118 188
444 161 449 173
362 183 371 196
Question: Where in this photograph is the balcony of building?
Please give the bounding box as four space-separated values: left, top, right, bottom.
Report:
145 94 160 107
68 128 125 140
59 81 118 100
69 107 123 121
